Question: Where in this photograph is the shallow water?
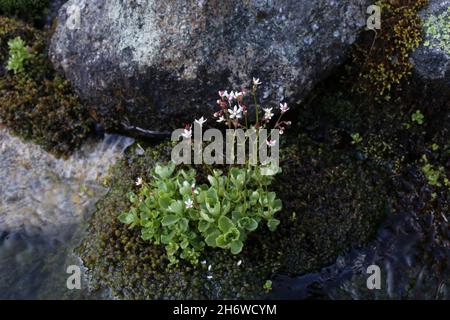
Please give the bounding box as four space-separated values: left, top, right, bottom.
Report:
0 128 133 299
272 197 450 300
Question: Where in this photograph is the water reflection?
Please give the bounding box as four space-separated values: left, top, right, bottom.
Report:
0 128 133 299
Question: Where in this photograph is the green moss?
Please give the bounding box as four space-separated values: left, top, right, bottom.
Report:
0 17 94 157
351 0 428 100
0 0 50 26
423 6 450 54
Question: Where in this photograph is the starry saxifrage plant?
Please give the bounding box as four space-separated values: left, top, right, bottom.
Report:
119 78 290 265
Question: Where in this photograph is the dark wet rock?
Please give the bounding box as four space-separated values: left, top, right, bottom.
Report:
50 0 370 131
412 0 450 89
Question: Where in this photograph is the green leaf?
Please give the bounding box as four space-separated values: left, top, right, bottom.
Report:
139 208 152 227
158 196 171 209
154 162 176 179
267 192 276 205
199 210 215 223
161 230 176 244
224 227 240 242
215 235 227 248
128 192 138 204
118 211 135 225
260 163 281 176
230 240 243 254
178 218 189 231
180 238 189 249
218 215 234 233
205 229 221 247
179 180 192 196
206 201 221 216
272 199 282 212
250 191 260 204
141 228 154 241
168 200 184 215
239 217 258 231
161 214 180 226
221 199 231 215
206 188 218 204
154 164 165 178
230 167 241 180
198 220 210 233
207 175 219 188
267 218 280 231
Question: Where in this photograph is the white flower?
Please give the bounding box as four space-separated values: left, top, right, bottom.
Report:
263 107 274 121
218 91 226 98
207 275 213 279
253 77 262 86
195 116 207 127
191 183 199 194
237 260 242 266
228 105 242 119
208 264 212 271
280 102 289 113
181 126 192 139
227 91 236 101
217 116 226 123
185 198 193 209
135 177 143 186
266 139 277 147
279 128 284 135
201 260 207 265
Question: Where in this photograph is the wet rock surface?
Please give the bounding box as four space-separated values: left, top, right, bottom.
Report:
50 0 369 131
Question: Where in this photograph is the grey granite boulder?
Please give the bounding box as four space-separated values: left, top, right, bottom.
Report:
412 0 450 89
50 0 370 131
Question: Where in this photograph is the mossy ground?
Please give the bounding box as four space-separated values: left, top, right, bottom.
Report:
77 103 394 299
0 17 94 157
